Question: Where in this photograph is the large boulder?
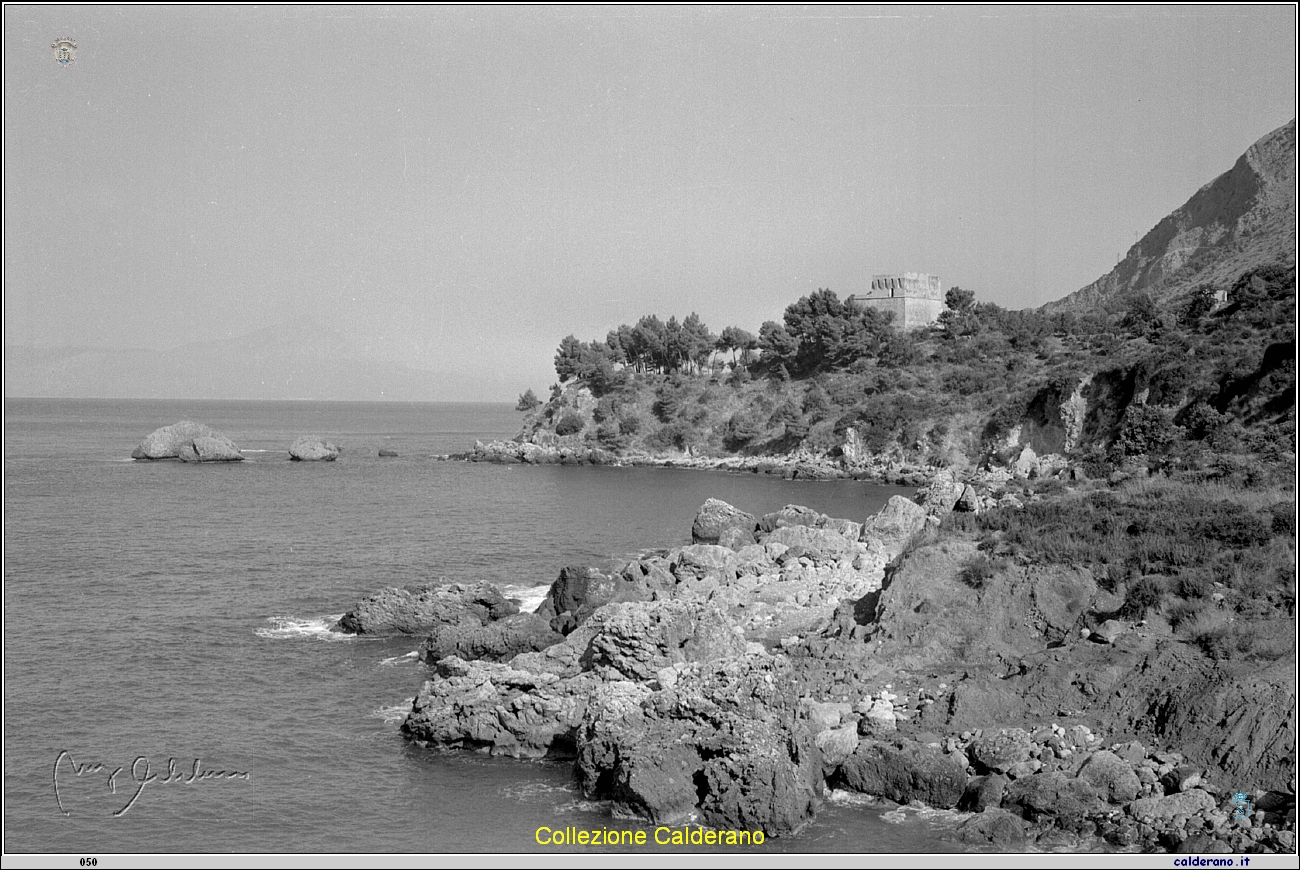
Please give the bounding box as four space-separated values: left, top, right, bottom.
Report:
289 436 340 461
1077 749 1141 804
132 421 243 462
836 737 968 808
335 581 517 635
691 499 756 546
576 651 823 836
177 434 243 463
1002 771 1107 826
859 496 928 560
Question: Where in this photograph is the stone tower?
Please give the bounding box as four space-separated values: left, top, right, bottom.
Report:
846 273 944 329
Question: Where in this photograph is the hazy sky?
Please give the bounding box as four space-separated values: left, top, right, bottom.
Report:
4 5 1297 398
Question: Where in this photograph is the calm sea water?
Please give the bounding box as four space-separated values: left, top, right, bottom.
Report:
4 398 975 855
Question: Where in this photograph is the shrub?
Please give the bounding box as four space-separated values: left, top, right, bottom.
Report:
958 553 1001 590
1120 576 1164 620
555 412 585 437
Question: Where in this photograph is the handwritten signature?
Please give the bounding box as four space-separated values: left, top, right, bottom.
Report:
53 750 251 817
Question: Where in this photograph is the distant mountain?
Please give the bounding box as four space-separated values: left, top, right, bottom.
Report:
1044 119 1296 313
3 321 508 402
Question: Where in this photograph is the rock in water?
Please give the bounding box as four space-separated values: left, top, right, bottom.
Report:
691 498 756 545
335 582 518 635
132 421 244 462
177 435 244 463
289 436 340 461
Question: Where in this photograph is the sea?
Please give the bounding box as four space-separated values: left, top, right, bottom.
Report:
3 398 984 856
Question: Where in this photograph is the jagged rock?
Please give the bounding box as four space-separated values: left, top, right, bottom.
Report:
1078 749 1141 804
1003 771 1106 823
1093 619 1128 644
1130 789 1217 819
417 612 564 663
335 581 517 635
757 504 832 534
916 470 963 518
403 656 600 758
841 427 866 467
536 564 662 635
1160 766 1204 794
858 496 928 560
132 421 244 461
970 728 1035 773
960 773 1009 812
957 809 1027 847
761 524 861 562
815 724 860 772
289 436 340 461
579 600 748 681
955 484 981 513
802 700 852 732
717 526 754 550
1012 445 1038 478
671 544 734 577
691 498 757 545
836 737 968 808
576 651 822 836
176 434 244 462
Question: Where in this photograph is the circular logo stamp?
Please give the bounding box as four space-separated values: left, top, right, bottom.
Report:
52 37 77 67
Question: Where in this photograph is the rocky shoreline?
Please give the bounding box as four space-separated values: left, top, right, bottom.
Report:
334 483 1296 852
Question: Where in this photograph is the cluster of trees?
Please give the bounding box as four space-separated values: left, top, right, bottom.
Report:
554 313 759 388
756 289 908 376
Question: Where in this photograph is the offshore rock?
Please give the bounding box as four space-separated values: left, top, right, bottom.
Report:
132 420 244 461
335 581 517 635
176 434 244 463
691 498 757 546
289 436 340 461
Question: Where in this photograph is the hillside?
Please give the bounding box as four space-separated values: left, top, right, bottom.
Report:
494 120 1295 484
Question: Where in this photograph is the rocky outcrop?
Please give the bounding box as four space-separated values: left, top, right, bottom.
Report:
289 436 340 461
858 496 929 560
335 581 517 635
390 494 1295 852
131 421 244 462
535 564 667 635
837 737 968 809
576 652 823 836
417 613 563 663
691 498 756 545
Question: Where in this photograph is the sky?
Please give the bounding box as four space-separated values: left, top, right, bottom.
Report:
4 5 1297 400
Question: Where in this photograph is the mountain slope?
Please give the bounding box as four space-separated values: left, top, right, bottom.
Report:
1044 119 1296 314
